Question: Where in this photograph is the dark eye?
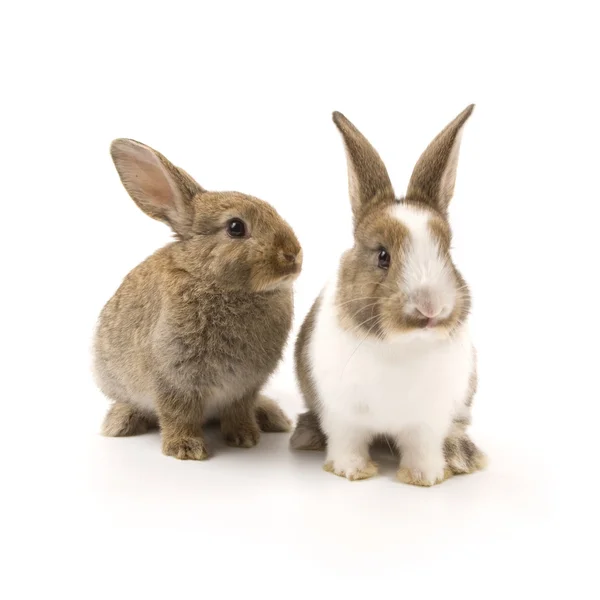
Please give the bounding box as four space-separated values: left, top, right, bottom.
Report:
227 219 246 238
378 249 390 269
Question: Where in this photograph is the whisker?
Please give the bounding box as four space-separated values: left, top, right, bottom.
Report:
336 296 383 307
384 435 396 457
346 302 380 323
340 316 383 378
345 312 382 336
371 281 397 293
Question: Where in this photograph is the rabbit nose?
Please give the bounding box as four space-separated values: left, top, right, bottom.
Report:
283 253 296 263
413 288 443 319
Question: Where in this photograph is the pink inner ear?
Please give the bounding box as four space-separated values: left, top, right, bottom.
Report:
120 142 177 211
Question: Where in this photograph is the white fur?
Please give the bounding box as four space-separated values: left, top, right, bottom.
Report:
391 203 456 320
309 274 473 483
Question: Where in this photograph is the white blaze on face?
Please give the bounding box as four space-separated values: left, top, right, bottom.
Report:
390 203 456 320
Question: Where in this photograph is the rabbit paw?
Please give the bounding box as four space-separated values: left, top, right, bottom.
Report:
162 436 209 461
396 466 453 487
323 456 378 481
223 423 261 448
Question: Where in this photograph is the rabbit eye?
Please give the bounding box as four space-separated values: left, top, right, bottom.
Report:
378 249 390 269
227 219 247 238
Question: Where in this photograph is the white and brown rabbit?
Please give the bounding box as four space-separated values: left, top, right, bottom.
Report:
94 139 301 460
290 106 486 485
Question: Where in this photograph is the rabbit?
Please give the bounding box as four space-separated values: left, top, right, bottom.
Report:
94 138 302 460
290 106 487 485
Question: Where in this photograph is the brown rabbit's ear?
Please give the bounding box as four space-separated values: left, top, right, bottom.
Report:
110 139 204 237
406 104 474 215
332 112 394 220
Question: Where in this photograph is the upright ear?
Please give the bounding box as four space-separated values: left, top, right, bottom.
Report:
406 104 474 215
110 139 204 237
332 112 394 220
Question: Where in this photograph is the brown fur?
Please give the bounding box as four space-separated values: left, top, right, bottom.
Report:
292 296 322 403
255 395 292 433
443 433 488 475
291 107 486 481
332 111 395 225
289 411 326 451
406 105 475 215
102 402 157 437
95 139 300 459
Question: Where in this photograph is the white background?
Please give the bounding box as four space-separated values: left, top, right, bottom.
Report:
2 1 599 598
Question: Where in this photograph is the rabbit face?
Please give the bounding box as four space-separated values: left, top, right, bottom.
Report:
184 191 302 292
338 198 469 339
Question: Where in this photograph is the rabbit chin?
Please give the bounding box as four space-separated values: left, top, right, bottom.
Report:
252 271 299 293
384 323 455 344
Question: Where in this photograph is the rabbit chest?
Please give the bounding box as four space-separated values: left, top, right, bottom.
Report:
154 286 293 405
309 283 473 435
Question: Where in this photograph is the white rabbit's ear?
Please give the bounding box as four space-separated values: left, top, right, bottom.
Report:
406 105 474 215
332 112 395 220
110 139 204 237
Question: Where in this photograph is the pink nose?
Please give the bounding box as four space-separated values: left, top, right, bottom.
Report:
416 298 443 319
413 287 444 320
415 302 442 320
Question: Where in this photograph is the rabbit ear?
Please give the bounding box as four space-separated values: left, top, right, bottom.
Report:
406 105 474 215
332 112 394 219
110 139 204 237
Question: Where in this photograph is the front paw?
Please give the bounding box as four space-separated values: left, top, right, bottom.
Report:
323 456 378 481
223 423 261 448
396 466 452 487
162 436 209 461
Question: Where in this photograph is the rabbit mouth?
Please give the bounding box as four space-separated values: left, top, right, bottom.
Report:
274 257 302 281
377 309 452 338
276 267 301 286
251 266 300 292
283 262 302 277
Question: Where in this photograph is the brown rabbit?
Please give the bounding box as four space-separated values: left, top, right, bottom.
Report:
94 139 302 460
